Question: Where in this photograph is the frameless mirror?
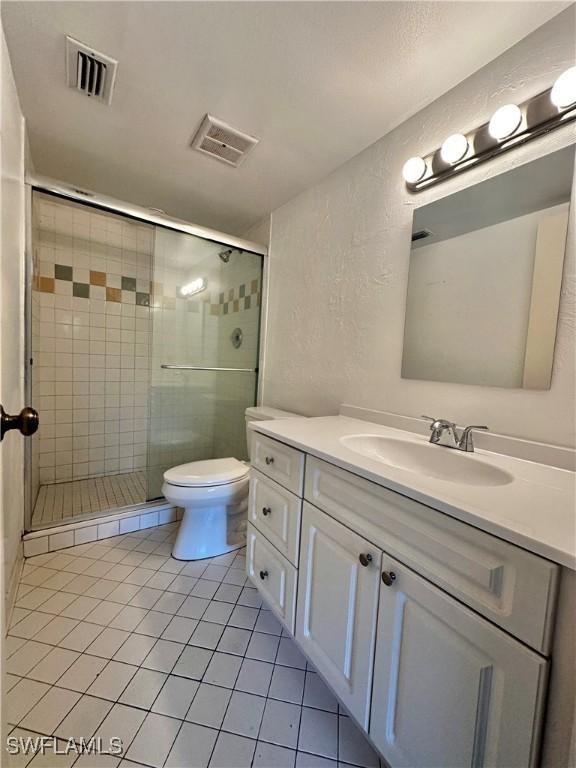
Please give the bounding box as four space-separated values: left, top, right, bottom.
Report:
402 145 574 389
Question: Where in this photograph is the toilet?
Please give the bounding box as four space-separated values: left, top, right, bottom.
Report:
163 406 300 560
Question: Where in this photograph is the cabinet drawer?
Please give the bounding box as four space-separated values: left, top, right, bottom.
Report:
251 432 305 495
249 470 302 566
305 456 558 654
246 523 297 633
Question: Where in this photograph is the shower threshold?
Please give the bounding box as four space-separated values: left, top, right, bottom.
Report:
31 470 150 530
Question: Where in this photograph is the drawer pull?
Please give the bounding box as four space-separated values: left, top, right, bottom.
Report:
359 553 373 567
382 571 397 587
262 506 272 516
265 456 275 465
259 570 269 580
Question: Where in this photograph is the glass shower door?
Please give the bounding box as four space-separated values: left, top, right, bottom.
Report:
146 226 263 500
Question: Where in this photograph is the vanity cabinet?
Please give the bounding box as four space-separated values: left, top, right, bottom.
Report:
247 432 555 768
370 554 547 768
296 502 381 728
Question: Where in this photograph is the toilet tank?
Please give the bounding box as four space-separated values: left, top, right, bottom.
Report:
245 406 302 458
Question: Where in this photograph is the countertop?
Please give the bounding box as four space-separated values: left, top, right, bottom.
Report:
251 416 576 569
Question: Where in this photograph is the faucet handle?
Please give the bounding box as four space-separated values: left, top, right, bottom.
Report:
458 425 489 452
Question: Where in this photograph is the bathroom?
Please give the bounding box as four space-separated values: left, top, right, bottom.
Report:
0 2 574 767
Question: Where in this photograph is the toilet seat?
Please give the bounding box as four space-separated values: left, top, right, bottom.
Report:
164 457 249 488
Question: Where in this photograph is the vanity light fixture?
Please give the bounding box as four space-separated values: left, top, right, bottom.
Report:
488 104 523 140
551 66 576 109
402 156 427 183
180 277 206 297
403 69 576 191
440 134 469 164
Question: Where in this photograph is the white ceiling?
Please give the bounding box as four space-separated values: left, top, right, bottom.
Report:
1 1 567 236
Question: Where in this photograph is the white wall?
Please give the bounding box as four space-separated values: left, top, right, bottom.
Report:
263 8 576 448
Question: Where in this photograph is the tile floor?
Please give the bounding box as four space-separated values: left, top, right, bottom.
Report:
6 523 382 768
32 472 147 528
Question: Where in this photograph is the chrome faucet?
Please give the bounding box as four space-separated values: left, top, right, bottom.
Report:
422 416 489 453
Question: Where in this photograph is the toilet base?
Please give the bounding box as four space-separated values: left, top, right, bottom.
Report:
171 502 246 561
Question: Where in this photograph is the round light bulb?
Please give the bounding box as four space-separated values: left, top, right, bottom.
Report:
440 134 468 164
402 156 427 184
551 66 576 109
488 104 522 140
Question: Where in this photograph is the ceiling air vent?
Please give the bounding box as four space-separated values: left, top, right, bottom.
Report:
65 36 118 105
191 115 259 167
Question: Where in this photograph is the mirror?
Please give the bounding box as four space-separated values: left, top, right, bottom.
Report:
402 146 574 389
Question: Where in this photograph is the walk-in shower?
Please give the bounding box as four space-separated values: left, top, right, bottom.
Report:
26 184 264 531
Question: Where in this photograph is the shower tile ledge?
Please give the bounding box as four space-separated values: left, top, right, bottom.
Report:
23 503 182 557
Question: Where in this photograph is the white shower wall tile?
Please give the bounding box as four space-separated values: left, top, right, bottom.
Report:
31 192 153 489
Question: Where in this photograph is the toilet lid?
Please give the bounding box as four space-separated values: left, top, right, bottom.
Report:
163 457 249 487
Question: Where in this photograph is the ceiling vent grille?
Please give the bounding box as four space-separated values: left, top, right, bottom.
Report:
66 36 118 105
191 115 259 167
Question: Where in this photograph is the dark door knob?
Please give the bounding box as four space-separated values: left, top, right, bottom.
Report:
259 570 269 580
1 405 39 441
382 571 397 587
359 553 373 567
265 456 274 465
262 507 272 517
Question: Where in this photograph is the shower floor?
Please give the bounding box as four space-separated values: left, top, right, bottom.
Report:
32 471 147 529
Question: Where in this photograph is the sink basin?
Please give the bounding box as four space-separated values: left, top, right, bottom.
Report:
340 434 514 487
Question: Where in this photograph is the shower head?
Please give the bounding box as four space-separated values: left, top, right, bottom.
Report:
218 248 242 263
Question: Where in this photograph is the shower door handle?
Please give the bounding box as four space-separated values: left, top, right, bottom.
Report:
160 365 258 372
0 405 39 441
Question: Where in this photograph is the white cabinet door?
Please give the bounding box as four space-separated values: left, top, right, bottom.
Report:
370 555 548 768
296 502 381 728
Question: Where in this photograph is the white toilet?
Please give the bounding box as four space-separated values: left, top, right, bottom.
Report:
163 406 300 560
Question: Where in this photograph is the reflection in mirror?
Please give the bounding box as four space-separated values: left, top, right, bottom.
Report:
402 146 574 390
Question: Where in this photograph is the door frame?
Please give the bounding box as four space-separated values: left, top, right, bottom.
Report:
23 182 34 532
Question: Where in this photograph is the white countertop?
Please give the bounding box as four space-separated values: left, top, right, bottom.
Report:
251 416 576 569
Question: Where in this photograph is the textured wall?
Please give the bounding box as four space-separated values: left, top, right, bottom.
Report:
264 8 576 447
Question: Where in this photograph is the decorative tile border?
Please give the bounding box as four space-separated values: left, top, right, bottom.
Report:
34 264 151 306
23 503 182 557
35 266 260 317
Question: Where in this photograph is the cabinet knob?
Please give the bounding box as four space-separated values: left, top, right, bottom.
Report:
265 456 274 465
382 571 397 587
262 506 272 517
259 570 269 580
359 553 373 567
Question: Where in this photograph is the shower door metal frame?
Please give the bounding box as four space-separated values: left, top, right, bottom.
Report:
26 174 267 256
23 178 269 531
